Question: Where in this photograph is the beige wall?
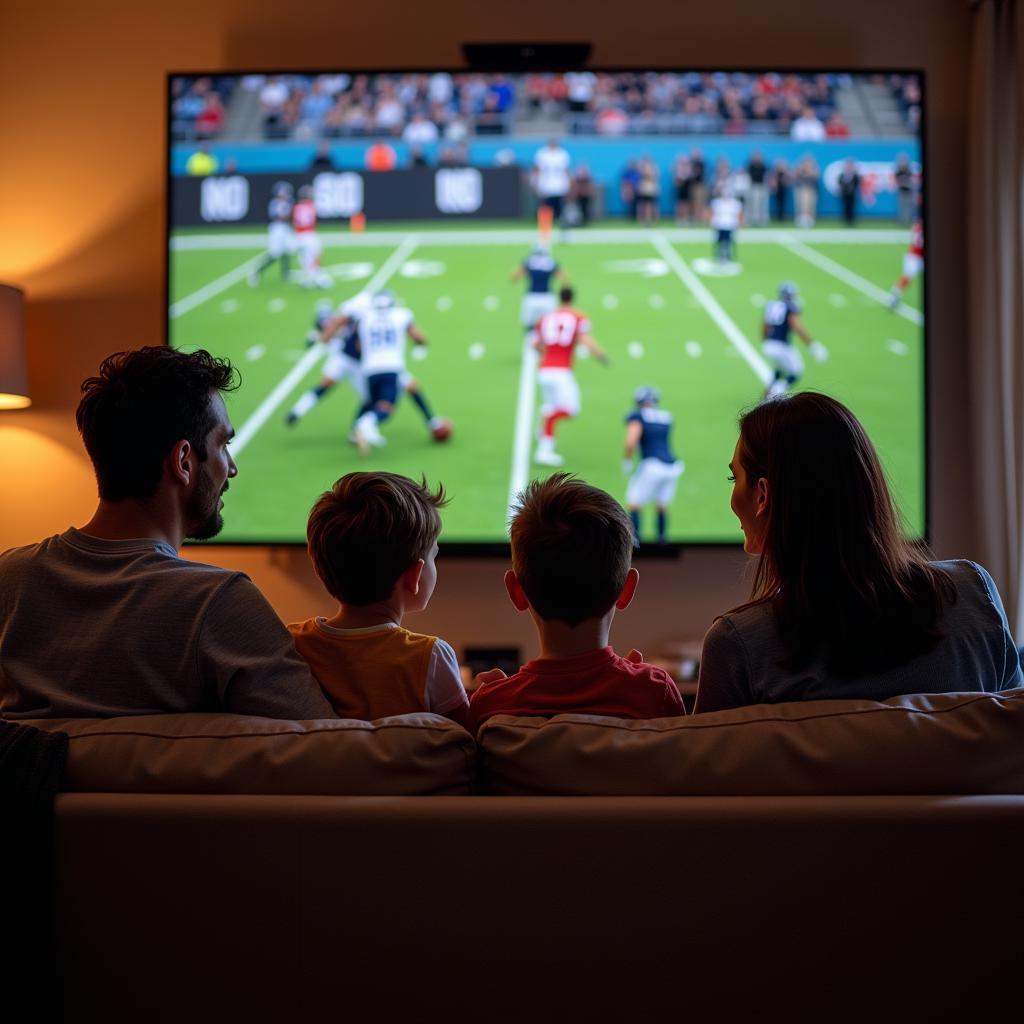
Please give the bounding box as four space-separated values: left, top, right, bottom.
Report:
0 0 973 661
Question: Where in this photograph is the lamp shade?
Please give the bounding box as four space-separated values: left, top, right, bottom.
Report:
0 284 30 409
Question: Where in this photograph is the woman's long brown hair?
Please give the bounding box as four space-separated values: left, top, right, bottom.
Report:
733 392 954 675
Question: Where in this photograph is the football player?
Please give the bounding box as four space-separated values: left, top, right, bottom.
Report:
533 286 609 466
350 291 430 452
510 243 567 344
708 183 743 265
248 181 296 286
622 386 684 545
292 184 332 289
888 219 924 310
762 282 827 399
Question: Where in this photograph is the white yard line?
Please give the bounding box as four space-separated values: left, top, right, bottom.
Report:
230 236 419 458
507 337 540 522
650 234 773 385
169 254 264 318
777 233 924 326
172 227 912 251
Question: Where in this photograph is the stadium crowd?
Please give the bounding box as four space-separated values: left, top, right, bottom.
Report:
170 72 922 143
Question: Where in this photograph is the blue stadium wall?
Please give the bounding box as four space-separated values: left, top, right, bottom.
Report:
171 137 921 220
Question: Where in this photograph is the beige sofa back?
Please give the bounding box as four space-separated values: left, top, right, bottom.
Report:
25 713 475 795
478 688 1024 795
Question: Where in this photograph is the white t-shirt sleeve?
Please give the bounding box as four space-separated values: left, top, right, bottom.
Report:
424 638 470 715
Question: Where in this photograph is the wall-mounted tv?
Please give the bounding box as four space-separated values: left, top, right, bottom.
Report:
167 67 925 548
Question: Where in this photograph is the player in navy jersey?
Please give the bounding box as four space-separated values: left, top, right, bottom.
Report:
761 282 827 399
622 387 685 544
510 244 568 342
248 182 295 286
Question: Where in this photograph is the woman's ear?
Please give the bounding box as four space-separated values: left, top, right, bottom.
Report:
504 569 531 612
755 477 770 517
615 567 640 610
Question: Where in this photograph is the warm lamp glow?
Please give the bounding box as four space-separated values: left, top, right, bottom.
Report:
0 284 30 409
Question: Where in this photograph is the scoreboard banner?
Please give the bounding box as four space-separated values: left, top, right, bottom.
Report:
172 166 522 226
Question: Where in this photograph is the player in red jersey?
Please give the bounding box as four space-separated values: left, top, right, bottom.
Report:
888 219 923 310
533 286 609 466
292 185 331 288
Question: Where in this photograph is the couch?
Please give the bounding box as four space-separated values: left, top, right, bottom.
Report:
25 688 1024 1023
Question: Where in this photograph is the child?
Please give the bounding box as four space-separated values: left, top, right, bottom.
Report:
468 473 684 733
289 472 469 725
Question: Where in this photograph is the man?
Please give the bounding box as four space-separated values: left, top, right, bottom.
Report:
623 386 684 545
746 150 769 227
837 159 860 226
533 286 609 467
762 282 828 398
531 138 571 231
248 181 295 287
510 243 567 344
292 184 332 288
0 347 335 720
708 183 743 265
350 291 430 451
888 219 924 310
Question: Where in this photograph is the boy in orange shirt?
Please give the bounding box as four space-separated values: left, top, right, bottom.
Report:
468 473 684 733
289 472 469 725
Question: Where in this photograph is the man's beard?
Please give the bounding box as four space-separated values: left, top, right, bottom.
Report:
185 465 226 541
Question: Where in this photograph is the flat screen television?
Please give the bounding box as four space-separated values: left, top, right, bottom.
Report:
166 67 925 550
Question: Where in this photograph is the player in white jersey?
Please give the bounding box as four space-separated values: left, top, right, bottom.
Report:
285 291 373 427
248 181 296 286
351 291 429 452
708 184 744 265
532 139 571 227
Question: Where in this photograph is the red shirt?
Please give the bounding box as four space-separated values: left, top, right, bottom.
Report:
293 199 317 233
909 221 924 257
537 308 591 370
468 646 684 734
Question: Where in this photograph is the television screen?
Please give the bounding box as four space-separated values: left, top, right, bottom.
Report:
167 69 925 547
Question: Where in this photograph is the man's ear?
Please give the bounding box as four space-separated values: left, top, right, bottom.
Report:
168 439 194 488
504 569 531 612
755 477 770 517
615 567 640 610
400 559 425 596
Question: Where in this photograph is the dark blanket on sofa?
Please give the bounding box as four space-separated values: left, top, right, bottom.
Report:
0 719 68 1020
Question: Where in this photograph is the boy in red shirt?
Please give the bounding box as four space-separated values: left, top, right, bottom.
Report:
468 473 684 733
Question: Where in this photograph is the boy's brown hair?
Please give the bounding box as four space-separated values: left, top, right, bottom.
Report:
509 473 633 626
307 472 447 605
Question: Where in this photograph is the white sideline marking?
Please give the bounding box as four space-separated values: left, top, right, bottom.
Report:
169 254 263 318
777 234 924 326
508 335 539 522
231 237 419 458
172 227 912 251
651 235 772 385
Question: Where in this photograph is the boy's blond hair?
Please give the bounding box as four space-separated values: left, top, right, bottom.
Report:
307 472 447 605
509 473 633 626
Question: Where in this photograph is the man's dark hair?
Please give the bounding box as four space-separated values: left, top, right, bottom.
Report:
307 473 448 606
559 285 574 304
76 347 238 502
510 473 633 627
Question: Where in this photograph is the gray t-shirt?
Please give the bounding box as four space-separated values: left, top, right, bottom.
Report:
695 560 1023 714
0 528 336 720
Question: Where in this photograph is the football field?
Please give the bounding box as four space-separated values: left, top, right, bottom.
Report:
169 222 924 545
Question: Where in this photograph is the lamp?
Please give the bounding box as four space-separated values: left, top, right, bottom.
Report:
0 284 30 409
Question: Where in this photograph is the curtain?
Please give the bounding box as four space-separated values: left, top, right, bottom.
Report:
968 0 1024 638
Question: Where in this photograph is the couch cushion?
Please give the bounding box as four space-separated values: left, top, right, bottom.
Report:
478 689 1024 795
24 713 475 796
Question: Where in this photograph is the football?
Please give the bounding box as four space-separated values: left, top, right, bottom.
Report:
431 418 453 442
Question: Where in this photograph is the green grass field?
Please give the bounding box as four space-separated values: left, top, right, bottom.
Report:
169 221 924 545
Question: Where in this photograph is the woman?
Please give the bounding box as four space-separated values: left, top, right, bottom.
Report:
694 393 1022 713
